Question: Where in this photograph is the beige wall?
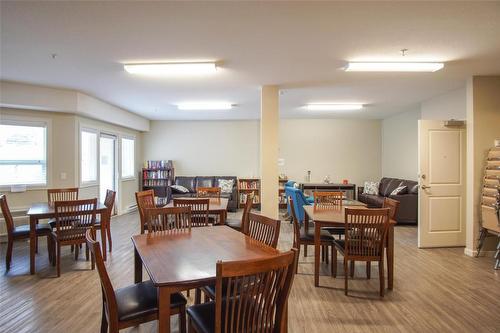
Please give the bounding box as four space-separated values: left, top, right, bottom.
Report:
279 119 382 186
142 120 261 177
381 107 421 181
421 86 466 120
465 76 500 255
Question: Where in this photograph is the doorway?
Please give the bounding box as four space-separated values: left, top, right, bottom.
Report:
99 134 117 204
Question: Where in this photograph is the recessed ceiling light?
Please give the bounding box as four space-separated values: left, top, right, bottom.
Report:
176 102 233 111
305 104 364 111
124 62 217 76
345 62 444 72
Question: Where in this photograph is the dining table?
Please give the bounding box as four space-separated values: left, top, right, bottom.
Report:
132 225 282 333
26 201 109 274
303 204 396 289
164 197 229 225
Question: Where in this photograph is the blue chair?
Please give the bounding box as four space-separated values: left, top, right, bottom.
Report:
286 187 312 224
285 182 313 217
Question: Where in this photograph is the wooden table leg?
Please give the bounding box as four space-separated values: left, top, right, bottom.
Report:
219 211 226 225
29 216 36 275
134 247 142 283
158 287 172 333
314 220 321 287
101 213 107 261
387 225 394 290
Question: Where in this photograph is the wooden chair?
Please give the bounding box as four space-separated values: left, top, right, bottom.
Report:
244 212 281 248
196 187 221 199
383 197 400 221
135 189 155 234
85 229 187 333
47 187 79 228
314 191 345 239
187 249 298 333
1 194 53 271
332 208 390 296
174 198 210 227
290 197 335 274
224 192 254 231
144 206 191 233
94 189 116 252
52 198 97 277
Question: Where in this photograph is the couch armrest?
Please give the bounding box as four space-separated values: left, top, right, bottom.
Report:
358 187 364 198
388 194 418 224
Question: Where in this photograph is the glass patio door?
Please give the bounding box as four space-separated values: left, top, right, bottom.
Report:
99 134 116 203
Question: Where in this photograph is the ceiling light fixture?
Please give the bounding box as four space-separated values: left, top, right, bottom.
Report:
124 62 217 76
345 62 444 72
305 104 364 111
176 102 233 111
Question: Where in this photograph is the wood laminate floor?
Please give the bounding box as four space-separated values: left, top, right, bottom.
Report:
0 211 499 333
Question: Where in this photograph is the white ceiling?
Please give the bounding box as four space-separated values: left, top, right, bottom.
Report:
1 1 500 120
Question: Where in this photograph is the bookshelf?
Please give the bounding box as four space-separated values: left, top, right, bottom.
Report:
238 178 261 209
141 160 174 204
278 178 288 209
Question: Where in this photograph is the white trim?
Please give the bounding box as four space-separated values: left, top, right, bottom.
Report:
79 126 99 187
464 248 497 258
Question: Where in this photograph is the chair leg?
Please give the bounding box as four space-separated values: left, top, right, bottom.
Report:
74 243 79 260
332 247 337 277
366 261 371 279
344 258 348 296
85 243 89 261
106 223 112 252
188 318 195 333
325 245 329 264
303 244 307 257
6 238 13 271
35 236 38 254
194 288 201 305
46 236 52 264
100 305 108 333
321 246 324 262
379 258 385 297
56 243 61 277
350 260 355 278
179 304 187 333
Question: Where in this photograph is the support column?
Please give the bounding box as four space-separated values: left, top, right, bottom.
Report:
260 85 280 219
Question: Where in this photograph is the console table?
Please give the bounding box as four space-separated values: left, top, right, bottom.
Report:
299 182 357 200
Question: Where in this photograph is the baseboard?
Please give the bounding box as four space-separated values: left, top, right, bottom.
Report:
464 248 496 257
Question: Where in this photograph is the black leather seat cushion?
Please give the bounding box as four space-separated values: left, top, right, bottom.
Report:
196 177 215 189
225 218 242 230
13 223 52 237
322 226 345 236
115 280 186 322
187 301 217 333
299 228 333 242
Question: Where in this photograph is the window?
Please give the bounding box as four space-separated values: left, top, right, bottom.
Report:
81 129 98 184
121 137 135 178
0 122 47 186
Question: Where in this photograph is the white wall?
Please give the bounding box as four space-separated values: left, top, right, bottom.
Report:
421 86 466 120
142 120 260 177
279 119 382 186
381 107 421 181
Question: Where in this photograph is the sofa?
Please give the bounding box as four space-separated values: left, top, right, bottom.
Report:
171 176 238 212
358 177 418 224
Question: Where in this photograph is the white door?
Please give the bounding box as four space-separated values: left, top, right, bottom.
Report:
99 134 117 204
418 120 466 248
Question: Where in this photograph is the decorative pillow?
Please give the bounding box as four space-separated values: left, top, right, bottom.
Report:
170 185 189 194
409 184 419 194
218 179 234 193
363 181 379 195
390 185 408 196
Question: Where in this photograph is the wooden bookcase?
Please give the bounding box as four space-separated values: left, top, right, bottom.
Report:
279 178 288 209
238 178 261 209
141 160 174 205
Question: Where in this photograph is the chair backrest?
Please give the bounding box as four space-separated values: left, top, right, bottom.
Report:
0 194 14 237
85 229 119 328
240 192 255 232
48 188 79 206
288 197 301 250
196 187 221 199
173 198 210 227
144 206 191 233
135 190 155 233
54 198 97 242
344 208 390 259
287 187 310 223
313 191 343 209
215 249 298 333
383 197 400 221
244 212 280 249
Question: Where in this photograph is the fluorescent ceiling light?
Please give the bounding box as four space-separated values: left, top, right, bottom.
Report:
124 62 217 76
177 102 233 111
305 104 363 111
345 62 444 72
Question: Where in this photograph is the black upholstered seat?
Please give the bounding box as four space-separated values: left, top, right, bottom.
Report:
299 227 333 242
12 223 52 237
224 218 242 230
115 280 187 322
186 302 217 333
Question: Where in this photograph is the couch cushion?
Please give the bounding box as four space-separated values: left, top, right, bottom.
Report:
170 184 190 194
175 177 196 192
379 178 401 197
409 184 419 194
359 194 385 207
390 185 408 195
196 177 215 189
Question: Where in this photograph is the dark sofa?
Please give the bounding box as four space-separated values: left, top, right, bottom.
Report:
358 177 418 224
172 176 238 212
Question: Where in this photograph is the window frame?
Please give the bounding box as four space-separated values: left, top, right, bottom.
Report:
120 135 136 180
79 126 99 187
0 116 51 190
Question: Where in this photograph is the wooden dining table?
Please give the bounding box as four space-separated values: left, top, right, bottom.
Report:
132 225 281 333
164 197 229 225
303 205 396 290
26 202 109 274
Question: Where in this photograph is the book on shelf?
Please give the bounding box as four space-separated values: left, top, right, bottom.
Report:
239 192 260 204
143 169 169 179
144 160 173 170
239 180 259 190
144 179 168 187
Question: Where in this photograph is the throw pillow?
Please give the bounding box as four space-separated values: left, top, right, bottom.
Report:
390 185 408 195
170 185 189 194
363 181 379 195
218 179 234 193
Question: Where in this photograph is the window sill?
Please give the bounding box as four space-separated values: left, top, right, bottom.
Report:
120 177 136 182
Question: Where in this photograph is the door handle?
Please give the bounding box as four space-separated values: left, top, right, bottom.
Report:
421 185 431 189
